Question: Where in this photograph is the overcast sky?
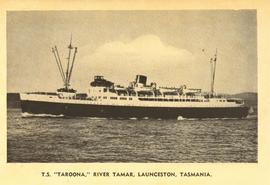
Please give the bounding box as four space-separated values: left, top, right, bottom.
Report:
7 10 257 94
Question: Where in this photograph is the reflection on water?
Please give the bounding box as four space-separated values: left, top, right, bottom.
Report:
7 109 257 162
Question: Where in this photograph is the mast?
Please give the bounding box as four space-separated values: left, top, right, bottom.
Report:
210 49 217 95
52 36 78 92
67 47 78 85
65 35 73 90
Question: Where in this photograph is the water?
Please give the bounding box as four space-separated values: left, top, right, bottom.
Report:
7 109 257 163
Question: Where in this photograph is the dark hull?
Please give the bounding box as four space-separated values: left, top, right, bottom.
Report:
20 100 249 119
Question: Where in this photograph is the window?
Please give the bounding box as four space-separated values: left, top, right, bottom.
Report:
110 97 117 100
120 97 127 100
103 97 107 99
236 100 243 104
129 98 133 100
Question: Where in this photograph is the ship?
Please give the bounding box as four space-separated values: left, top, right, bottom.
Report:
19 38 249 119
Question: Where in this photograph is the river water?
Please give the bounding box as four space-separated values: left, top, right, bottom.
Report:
7 109 257 163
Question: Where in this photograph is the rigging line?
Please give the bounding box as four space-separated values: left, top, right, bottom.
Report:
52 47 65 83
54 46 66 82
67 47 78 84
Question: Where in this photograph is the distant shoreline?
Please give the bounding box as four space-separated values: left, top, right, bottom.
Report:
7 93 21 109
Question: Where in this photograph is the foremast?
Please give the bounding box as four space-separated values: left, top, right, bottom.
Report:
51 36 78 92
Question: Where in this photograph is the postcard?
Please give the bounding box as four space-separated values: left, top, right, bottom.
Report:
0 0 269 185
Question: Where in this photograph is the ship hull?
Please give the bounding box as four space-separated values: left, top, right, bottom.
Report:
20 100 249 119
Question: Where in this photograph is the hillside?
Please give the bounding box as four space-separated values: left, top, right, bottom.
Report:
232 92 257 107
7 93 21 108
229 92 257 115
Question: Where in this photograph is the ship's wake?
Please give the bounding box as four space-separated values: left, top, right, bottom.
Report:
87 117 107 120
245 114 258 120
177 115 257 121
21 112 257 120
21 112 64 118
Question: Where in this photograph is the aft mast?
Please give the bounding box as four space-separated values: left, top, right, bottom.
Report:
210 49 217 96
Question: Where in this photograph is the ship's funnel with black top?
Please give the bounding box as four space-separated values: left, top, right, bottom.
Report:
135 75 147 85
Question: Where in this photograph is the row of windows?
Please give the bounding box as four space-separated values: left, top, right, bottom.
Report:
96 96 227 102
101 97 133 100
138 98 229 102
138 98 207 102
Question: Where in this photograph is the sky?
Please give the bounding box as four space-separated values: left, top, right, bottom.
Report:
7 10 257 94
